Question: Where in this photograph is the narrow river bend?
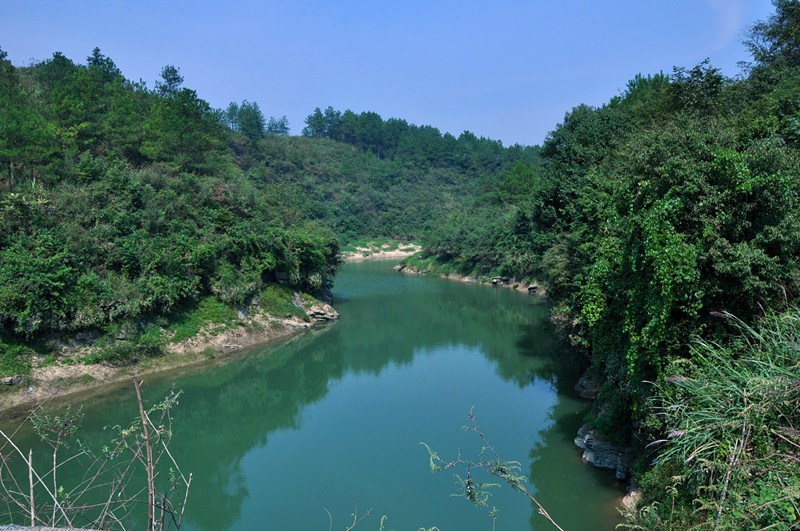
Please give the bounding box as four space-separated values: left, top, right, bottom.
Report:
3 260 625 530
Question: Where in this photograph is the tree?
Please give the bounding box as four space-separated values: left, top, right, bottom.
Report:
338 109 359 143
36 52 78 96
223 101 239 129
302 106 340 138
0 47 57 187
323 106 341 139
142 88 224 171
302 107 325 137
156 65 183 97
617 72 670 121
669 59 727 115
355 111 382 153
235 100 265 141
266 115 290 135
86 47 121 82
744 0 800 69
47 49 135 158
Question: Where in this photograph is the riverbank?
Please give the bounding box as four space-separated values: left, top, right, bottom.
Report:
0 296 338 420
394 262 546 295
0 245 419 419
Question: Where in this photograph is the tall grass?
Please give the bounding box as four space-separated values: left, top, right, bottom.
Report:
628 309 800 529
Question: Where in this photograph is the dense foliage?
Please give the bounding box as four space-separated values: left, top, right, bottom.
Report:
292 105 541 242
411 1 800 526
629 309 800 529
0 45 536 369
0 48 344 349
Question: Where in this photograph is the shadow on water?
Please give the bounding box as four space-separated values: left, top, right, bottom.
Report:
522 377 626 530
1 261 625 530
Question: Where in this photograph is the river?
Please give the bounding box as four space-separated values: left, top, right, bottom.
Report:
1 260 625 530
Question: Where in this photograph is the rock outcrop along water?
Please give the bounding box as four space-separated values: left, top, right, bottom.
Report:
574 425 631 480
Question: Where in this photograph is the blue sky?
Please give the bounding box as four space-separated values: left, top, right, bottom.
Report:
3 0 777 147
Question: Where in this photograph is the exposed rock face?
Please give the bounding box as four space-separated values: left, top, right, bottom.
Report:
574 425 631 480
621 487 641 513
394 264 543 294
306 301 339 321
290 293 339 322
574 376 598 400
2 375 23 386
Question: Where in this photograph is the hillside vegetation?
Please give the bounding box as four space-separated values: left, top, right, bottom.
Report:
411 2 800 527
0 46 532 374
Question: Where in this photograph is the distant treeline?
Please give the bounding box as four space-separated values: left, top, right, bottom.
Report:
300 105 537 171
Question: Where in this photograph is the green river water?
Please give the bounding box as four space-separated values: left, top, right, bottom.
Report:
2 260 625 530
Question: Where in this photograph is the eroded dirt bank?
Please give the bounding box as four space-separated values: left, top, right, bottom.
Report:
0 299 338 420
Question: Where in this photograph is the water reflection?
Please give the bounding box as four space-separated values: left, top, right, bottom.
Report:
1 261 624 530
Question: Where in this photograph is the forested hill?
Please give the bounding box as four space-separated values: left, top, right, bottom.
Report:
0 46 534 360
409 2 800 527
225 120 539 242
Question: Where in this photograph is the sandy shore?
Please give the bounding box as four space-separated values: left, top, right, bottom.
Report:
342 243 421 262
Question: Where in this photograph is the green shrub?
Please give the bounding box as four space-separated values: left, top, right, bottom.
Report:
166 296 237 343
259 284 307 321
0 338 33 376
